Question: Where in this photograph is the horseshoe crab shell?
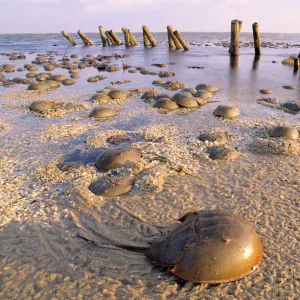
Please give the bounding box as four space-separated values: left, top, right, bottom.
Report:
146 210 263 283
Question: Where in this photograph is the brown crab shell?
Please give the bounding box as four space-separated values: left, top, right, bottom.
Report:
146 210 263 284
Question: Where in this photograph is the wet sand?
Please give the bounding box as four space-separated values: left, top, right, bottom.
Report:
0 45 299 299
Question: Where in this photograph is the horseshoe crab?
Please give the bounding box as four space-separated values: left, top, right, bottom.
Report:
172 92 198 108
195 84 219 93
153 98 179 110
95 148 142 171
111 210 263 283
108 90 128 100
268 126 299 140
281 101 300 113
213 105 240 119
89 107 119 119
29 100 55 112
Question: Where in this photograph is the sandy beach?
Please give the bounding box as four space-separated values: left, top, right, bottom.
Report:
0 39 299 299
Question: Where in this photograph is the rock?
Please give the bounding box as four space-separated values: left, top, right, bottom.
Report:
207 146 242 160
213 105 240 119
108 90 128 100
95 148 142 171
89 107 119 119
268 126 299 140
153 98 179 110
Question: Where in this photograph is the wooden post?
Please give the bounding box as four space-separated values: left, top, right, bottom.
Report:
143 30 150 47
61 31 77 46
122 28 130 48
78 30 94 46
167 26 182 49
105 31 116 45
293 58 299 72
173 30 189 51
99 26 107 47
252 22 261 56
106 37 111 46
229 20 242 56
110 30 122 45
128 29 138 46
298 52 300 59
142 26 157 47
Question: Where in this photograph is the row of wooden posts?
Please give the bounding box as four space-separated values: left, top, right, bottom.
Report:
62 25 190 51
61 21 282 59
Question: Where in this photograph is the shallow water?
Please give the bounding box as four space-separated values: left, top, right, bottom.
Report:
0 38 299 299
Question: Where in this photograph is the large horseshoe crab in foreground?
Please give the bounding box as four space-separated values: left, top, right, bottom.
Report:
146 210 263 283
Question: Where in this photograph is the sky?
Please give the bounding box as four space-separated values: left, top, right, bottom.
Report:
0 0 299 33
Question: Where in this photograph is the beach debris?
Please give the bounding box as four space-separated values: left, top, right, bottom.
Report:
281 101 300 112
268 126 299 140
89 107 119 119
95 148 142 171
281 56 297 66
105 65 121 72
162 81 185 90
89 174 135 197
158 71 175 78
107 135 132 144
259 89 272 95
213 105 241 119
151 63 166 68
282 85 296 90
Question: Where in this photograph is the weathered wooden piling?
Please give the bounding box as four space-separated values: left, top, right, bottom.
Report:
122 28 130 48
293 58 299 72
105 31 116 45
252 22 261 56
143 30 150 47
106 38 111 46
128 29 138 46
229 20 242 56
78 30 94 46
142 26 157 47
99 26 107 47
110 30 122 45
167 26 182 49
61 31 77 46
173 30 189 51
